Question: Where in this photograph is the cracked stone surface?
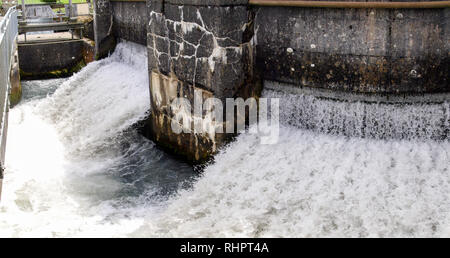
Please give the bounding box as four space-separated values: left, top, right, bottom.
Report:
146 1 260 163
148 2 257 100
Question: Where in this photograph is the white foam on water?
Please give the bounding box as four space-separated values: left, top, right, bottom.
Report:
0 40 449 237
264 87 449 140
0 41 157 237
138 125 450 237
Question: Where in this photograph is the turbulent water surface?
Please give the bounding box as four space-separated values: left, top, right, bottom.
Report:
0 41 449 237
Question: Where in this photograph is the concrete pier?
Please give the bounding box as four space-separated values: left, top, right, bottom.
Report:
18 39 95 79
146 0 261 163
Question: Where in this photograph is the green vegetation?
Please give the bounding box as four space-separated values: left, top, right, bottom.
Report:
9 81 22 107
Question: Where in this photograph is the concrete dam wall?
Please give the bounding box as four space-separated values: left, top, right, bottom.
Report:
3 1 450 237
111 1 149 45
97 0 261 162
105 1 449 93
255 6 449 94
19 0 450 163
19 39 95 79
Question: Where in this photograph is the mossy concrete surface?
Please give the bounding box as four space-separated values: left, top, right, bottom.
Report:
255 7 449 94
20 59 86 80
18 38 96 80
146 1 262 163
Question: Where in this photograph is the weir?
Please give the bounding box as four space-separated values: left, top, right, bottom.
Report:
0 0 449 164
15 2 96 79
0 1 448 237
142 0 448 162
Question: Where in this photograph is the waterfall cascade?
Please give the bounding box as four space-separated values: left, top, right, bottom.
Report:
0 41 448 237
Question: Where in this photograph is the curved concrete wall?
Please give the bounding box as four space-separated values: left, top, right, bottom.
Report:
255 6 449 94
107 1 449 94
95 0 449 162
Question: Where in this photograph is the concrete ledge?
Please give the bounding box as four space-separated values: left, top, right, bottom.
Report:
264 80 450 104
255 6 449 94
18 39 95 79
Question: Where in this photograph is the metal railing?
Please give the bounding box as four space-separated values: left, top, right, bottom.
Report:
15 1 92 42
0 6 18 199
18 1 86 21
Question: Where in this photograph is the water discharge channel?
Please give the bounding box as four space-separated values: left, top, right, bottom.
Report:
0 42 449 237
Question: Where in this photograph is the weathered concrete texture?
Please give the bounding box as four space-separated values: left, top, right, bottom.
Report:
0 177 2 201
165 0 248 6
111 1 149 45
78 15 95 41
83 38 96 64
9 48 22 107
84 20 95 41
18 39 95 79
148 3 257 99
147 0 261 163
255 7 449 94
149 71 231 162
93 0 116 59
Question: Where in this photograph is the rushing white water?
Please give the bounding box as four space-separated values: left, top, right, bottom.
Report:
134 88 449 237
264 87 449 141
0 42 194 237
0 41 449 237
146 128 450 238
